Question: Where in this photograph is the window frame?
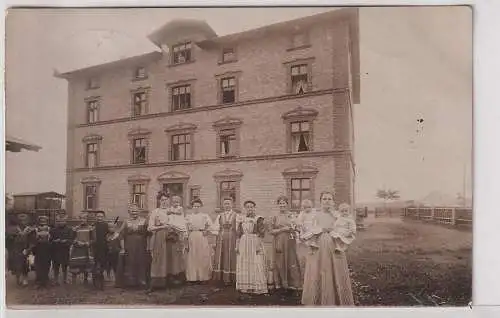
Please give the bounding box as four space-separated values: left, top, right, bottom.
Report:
86 77 100 90
189 185 201 207
127 174 150 212
165 123 197 162
282 165 318 212
171 84 192 111
133 66 148 81
157 171 191 208
171 42 193 65
81 176 101 212
215 71 241 105
131 87 150 117
219 47 238 64
82 134 102 168
282 107 318 153
213 169 243 210
166 79 196 112
212 117 243 158
283 57 315 95
128 129 151 165
85 97 100 124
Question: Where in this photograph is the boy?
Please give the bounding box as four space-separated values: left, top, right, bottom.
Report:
91 210 110 289
50 214 75 285
106 222 121 281
33 216 52 288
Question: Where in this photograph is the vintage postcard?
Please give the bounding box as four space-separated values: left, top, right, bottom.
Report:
4 6 472 307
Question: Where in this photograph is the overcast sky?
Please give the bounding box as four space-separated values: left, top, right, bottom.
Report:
5 6 472 203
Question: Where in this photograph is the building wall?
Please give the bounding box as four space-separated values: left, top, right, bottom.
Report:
64 15 356 217
70 156 335 219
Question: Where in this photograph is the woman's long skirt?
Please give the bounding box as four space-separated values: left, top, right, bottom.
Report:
117 234 147 288
212 229 237 284
69 245 94 275
301 233 354 306
272 232 302 290
236 234 268 294
186 231 212 281
149 229 168 288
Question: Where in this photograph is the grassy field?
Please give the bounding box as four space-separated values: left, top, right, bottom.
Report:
6 217 472 307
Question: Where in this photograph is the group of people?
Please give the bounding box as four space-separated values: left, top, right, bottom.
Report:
6 189 357 306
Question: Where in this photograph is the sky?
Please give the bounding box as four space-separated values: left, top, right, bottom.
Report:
4 6 473 203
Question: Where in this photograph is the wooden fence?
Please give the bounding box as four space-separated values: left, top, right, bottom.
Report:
402 207 472 227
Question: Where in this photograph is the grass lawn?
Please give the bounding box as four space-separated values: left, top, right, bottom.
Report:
6 217 471 307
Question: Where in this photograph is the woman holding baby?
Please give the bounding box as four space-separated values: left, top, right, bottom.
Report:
300 191 356 306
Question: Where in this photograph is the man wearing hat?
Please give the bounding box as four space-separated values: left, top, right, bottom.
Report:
33 215 52 288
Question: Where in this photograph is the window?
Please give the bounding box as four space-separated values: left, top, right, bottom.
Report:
172 85 191 111
132 138 147 164
85 185 98 210
282 107 318 153
282 165 318 211
291 64 309 95
291 121 311 152
87 100 99 124
134 67 147 80
221 47 236 63
213 169 243 209
87 77 100 90
172 42 192 65
213 118 243 158
219 181 237 206
219 129 237 157
132 91 148 116
171 134 191 161
162 183 184 206
221 77 236 104
86 143 98 168
190 186 201 204
288 32 310 51
132 183 147 210
290 178 312 210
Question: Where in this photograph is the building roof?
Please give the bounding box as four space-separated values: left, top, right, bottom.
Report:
14 191 65 198
6 135 42 152
54 51 163 79
55 8 360 103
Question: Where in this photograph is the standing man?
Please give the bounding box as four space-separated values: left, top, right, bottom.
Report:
91 210 110 289
50 214 75 285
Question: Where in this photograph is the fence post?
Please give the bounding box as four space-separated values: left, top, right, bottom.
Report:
451 208 457 226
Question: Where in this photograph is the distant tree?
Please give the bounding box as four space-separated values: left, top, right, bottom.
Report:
376 189 401 216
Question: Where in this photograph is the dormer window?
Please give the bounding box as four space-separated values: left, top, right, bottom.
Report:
87 77 100 90
134 66 147 80
288 31 311 51
172 42 192 65
222 48 236 63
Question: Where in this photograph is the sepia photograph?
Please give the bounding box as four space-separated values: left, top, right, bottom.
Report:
4 6 472 307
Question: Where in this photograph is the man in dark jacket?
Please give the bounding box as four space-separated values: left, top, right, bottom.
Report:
91 210 110 289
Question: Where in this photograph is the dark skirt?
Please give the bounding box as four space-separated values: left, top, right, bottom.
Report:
116 234 147 288
69 245 94 274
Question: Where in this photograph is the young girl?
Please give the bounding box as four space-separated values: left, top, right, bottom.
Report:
236 200 268 296
185 199 213 283
331 203 357 252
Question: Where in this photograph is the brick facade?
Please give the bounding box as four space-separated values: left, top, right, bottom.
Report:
58 8 360 219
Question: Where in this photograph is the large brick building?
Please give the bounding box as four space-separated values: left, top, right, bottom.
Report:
57 8 360 219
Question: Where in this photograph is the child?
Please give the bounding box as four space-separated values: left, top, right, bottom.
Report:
33 216 52 288
91 211 110 289
167 195 187 233
165 195 188 285
50 214 75 285
69 212 93 284
331 203 357 252
296 199 321 249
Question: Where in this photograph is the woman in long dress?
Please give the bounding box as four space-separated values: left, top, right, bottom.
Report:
236 200 268 295
165 195 188 286
270 195 302 295
185 198 213 283
212 197 240 286
117 203 148 288
301 191 356 306
147 191 171 291
69 212 94 284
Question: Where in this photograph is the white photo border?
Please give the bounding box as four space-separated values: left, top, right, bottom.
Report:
2 0 498 317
